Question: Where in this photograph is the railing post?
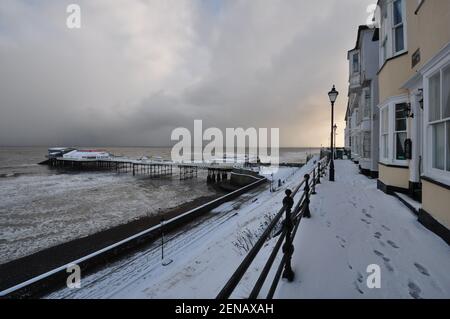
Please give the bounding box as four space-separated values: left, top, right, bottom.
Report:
282 190 295 282
312 168 317 195
317 162 321 184
304 174 311 219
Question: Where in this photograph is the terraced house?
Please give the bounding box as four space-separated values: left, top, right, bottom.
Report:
375 0 450 243
345 26 380 178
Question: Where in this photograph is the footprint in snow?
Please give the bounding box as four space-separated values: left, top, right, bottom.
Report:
362 209 372 218
373 250 384 257
414 263 430 276
379 256 395 272
361 218 371 225
356 272 364 283
353 281 364 295
374 232 382 239
336 235 346 248
408 281 422 299
387 240 399 249
382 225 391 231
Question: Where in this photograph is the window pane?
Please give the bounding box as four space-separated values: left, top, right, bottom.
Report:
443 66 450 119
396 132 407 160
381 108 388 133
396 119 406 131
395 103 407 131
432 123 445 170
393 0 403 25
383 135 388 158
394 25 404 52
429 73 441 122
353 54 359 73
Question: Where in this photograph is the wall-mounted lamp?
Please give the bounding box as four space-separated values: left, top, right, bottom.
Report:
417 89 424 110
406 103 414 119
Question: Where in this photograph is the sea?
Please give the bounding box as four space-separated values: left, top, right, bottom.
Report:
0 146 319 264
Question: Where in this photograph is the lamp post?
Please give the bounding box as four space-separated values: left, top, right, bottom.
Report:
333 124 337 159
328 85 339 181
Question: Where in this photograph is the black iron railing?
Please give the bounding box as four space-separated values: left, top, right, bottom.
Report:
216 157 329 299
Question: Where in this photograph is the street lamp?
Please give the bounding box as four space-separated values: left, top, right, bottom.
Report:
328 85 339 181
333 124 338 159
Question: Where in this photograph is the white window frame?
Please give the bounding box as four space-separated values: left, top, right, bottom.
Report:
379 0 408 67
392 0 406 54
423 54 450 185
352 52 360 74
378 94 409 166
380 106 389 161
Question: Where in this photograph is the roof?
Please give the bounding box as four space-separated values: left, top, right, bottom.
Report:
347 25 370 55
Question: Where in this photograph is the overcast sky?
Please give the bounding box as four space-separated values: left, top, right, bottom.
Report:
0 0 375 147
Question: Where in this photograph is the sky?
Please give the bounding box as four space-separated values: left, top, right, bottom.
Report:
0 0 376 147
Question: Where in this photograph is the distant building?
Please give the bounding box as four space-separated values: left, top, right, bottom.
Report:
345 25 380 178
375 0 450 242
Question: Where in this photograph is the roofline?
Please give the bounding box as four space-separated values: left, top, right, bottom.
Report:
347 25 371 55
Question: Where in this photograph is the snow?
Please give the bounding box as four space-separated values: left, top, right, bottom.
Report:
276 160 450 299
46 159 450 299
395 192 422 212
46 162 313 299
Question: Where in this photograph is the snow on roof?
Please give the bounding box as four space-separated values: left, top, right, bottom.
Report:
63 150 111 160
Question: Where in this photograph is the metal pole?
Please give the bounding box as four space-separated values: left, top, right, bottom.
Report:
312 168 317 195
330 101 335 181
282 197 295 282
304 174 311 218
161 218 164 261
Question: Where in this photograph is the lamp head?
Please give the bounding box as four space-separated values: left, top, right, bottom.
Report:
328 85 339 103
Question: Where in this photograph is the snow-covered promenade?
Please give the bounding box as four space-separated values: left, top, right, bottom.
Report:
46 159 450 299
277 160 450 299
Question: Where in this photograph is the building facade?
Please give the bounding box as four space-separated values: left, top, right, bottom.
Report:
375 0 450 243
345 26 380 178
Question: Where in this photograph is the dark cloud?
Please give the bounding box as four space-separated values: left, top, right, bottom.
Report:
0 0 375 147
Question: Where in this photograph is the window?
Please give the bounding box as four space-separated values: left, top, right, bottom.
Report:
381 107 389 159
395 103 408 160
353 53 360 73
364 88 371 118
429 72 441 122
379 0 407 66
379 96 409 165
393 0 405 53
428 65 450 172
363 132 371 158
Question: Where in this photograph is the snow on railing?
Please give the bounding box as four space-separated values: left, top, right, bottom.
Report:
216 156 329 299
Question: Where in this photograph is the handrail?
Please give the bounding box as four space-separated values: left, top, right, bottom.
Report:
216 156 328 299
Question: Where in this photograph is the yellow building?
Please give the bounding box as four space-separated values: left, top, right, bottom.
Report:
376 0 450 243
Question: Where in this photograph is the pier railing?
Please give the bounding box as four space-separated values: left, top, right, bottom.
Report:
216 156 329 299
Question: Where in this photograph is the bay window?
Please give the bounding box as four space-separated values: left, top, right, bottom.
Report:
428 65 450 173
381 107 389 160
395 103 408 160
379 95 409 165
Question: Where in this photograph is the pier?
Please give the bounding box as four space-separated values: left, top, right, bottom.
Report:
47 157 235 182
